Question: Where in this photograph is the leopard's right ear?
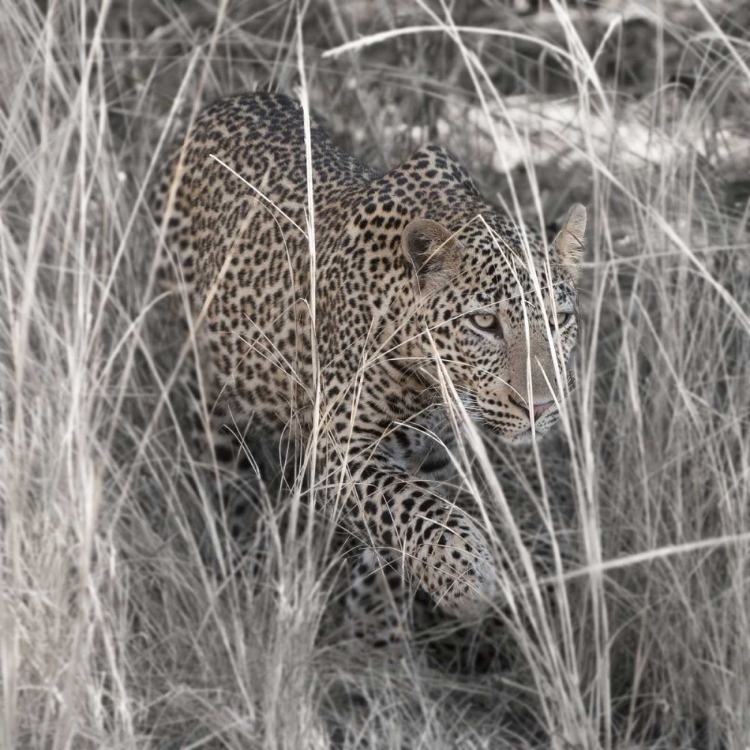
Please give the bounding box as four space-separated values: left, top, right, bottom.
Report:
551 204 586 280
401 218 460 281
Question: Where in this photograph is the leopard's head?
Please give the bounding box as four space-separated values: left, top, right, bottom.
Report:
401 204 586 444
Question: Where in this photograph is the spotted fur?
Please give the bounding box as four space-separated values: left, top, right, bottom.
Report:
152 91 586 617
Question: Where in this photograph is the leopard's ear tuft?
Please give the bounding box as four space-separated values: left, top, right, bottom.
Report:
401 218 459 279
551 204 586 279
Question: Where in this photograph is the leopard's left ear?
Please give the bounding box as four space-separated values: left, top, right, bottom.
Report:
401 218 460 282
551 204 586 280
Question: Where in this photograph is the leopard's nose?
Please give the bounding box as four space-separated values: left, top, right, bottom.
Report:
532 400 555 420
509 394 555 421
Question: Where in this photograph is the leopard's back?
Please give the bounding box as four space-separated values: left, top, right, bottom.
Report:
151 92 380 434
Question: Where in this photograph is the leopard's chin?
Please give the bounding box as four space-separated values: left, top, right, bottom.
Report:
507 426 535 445
488 412 560 445
482 419 531 444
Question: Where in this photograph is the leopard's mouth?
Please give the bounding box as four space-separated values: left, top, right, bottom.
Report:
504 374 575 440
480 402 561 444
515 405 561 440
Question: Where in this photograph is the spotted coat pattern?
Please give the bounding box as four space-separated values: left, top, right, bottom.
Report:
152 92 585 617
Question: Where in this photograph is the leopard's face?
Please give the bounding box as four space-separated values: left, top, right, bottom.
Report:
422 262 579 444
402 206 585 444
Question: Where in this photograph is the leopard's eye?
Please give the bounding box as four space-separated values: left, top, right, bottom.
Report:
469 313 502 334
550 312 573 329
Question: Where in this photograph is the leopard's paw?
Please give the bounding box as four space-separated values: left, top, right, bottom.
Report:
410 509 497 618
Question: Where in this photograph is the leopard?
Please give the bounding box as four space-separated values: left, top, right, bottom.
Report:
150 90 586 631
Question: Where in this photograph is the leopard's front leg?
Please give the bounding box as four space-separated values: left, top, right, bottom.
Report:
329 447 497 617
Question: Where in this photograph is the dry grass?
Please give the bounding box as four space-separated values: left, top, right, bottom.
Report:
2 0 750 748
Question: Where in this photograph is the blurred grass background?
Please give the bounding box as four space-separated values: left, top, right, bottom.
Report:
2 0 750 747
